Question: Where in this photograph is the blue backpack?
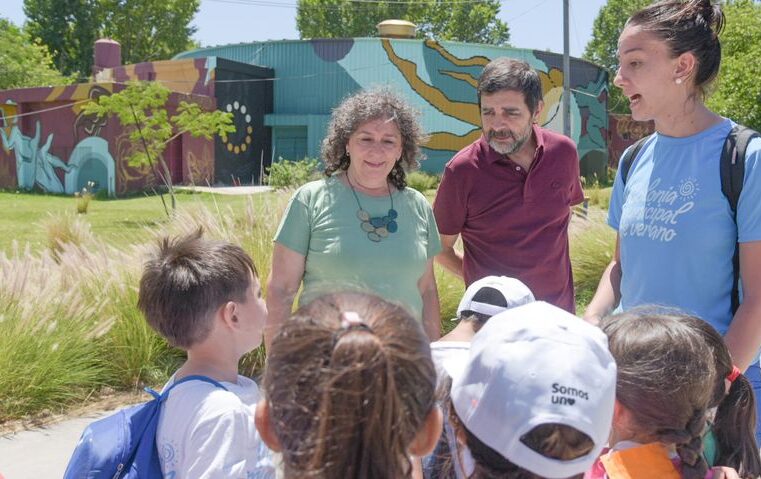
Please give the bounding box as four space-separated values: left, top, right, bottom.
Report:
63 375 226 479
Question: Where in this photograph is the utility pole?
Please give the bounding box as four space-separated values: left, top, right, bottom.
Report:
563 0 571 137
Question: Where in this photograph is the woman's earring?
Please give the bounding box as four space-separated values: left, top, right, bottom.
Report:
675 77 683 85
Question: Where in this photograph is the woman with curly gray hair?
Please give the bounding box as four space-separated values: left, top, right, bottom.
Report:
265 89 442 348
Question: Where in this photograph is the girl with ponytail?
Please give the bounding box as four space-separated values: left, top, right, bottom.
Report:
693 320 761 479
591 310 739 479
254 292 442 479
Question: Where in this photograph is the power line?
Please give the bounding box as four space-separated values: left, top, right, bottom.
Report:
503 0 553 23
204 0 505 7
1 99 92 121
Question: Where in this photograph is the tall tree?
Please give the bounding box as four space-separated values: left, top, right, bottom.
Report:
707 0 761 132
583 0 650 114
24 0 102 80
100 0 200 65
0 18 72 90
297 0 510 45
419 1 509 45
23 0 199 80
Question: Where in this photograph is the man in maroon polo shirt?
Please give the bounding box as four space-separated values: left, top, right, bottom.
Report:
433 58 584 313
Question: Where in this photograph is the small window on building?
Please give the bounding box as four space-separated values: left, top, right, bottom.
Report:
273 126 307 162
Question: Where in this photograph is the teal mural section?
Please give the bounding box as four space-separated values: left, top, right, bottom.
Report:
176 38 608 173
1 120 115 195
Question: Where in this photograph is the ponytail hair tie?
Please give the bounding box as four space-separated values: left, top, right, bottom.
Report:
727 365 742 383
337 311 373 335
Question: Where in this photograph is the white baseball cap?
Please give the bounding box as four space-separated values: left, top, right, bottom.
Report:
456 276 535 318
448 301 616 479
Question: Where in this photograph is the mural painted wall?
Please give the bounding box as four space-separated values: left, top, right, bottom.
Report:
0 84 121 195
100 57 274 184
608 113 655 168
0 77 217 195
176 38 609 174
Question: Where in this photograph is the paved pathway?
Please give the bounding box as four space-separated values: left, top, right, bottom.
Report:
0 408 119 479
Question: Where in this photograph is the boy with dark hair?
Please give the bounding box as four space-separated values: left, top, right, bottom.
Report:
138 229 272 478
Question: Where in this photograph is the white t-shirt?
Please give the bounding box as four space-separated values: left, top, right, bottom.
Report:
156 374 275 479
426 341 471 479
430 340 470 387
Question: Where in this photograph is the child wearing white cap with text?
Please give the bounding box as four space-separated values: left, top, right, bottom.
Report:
446 301 617 479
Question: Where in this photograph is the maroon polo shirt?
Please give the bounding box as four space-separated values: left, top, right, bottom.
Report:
433 125 584 313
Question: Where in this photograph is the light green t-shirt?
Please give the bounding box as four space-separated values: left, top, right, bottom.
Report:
274 176 442 319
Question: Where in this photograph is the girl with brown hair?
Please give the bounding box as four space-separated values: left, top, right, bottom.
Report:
593 310 739 479
692 319 761 478
254 292 442 479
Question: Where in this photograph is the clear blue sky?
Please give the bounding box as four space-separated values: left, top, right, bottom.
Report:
2 0 607 58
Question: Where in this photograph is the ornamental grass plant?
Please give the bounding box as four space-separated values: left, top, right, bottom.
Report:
0 189 612 423
0 193 290 423
570 209 617 314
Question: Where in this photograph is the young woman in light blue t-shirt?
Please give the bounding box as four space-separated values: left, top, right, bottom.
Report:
584 0 761 439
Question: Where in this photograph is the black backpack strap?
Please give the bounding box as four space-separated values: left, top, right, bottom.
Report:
620 135 651 185
720 125 760 314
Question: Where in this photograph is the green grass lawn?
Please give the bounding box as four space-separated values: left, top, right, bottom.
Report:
0 190 272 254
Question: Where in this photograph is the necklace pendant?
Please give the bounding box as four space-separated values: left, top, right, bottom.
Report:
346 175 398 243
357 209 370 221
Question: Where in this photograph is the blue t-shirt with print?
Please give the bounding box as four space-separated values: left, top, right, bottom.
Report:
609 119 761 335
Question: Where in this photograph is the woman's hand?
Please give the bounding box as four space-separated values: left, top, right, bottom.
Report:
419 258 441 341
711 466 740 479
265 243 306 350
583 235 622 325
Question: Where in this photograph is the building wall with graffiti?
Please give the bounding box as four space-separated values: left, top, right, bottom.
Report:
99 57 274 184
0 82 214 195
608 113 655 169
1 37 610 194
0 57 273 194
176 38 609 175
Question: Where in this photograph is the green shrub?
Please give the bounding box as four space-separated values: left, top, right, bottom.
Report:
0 247 109 420
75 181 96 214
99 278 184 388
585 186 613 210
579 170 614 211
40 212 94 258
265 158 321 189
406 171 440 193
436 265 465 335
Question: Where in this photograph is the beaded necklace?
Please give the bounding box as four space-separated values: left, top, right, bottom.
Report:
346 174 398 242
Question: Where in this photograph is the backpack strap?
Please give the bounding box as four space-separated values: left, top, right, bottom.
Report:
720 125 760 314
145 375 228 402
620 134 652 185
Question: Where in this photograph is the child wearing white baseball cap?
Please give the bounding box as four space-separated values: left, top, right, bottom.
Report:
424 277 535 478
445 301 617 479
430 276 535 382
